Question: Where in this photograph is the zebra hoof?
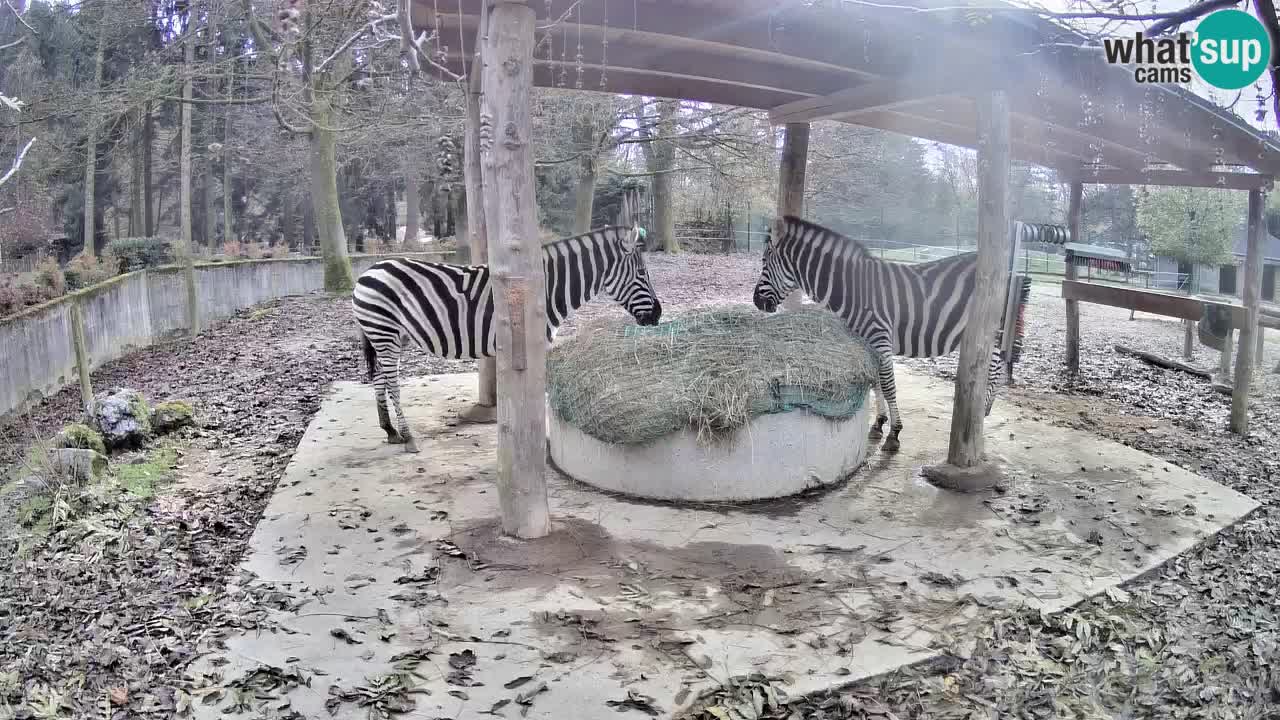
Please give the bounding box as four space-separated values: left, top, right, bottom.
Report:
881 436 901 453
403 438 421 454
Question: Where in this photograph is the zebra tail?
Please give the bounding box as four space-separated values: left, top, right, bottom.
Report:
359 327 377 384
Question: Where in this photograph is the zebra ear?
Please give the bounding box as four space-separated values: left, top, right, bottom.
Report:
622 225 645 254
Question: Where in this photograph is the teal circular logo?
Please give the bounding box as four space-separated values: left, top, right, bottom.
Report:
1191 10 1271 90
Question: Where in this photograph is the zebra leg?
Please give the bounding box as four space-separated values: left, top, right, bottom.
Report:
866 331 903 452
868 387 888 440
379 345 419 453
375 375 399 442
985 349 1003 416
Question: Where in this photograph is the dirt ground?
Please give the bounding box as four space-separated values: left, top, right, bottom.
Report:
1 252 1277 719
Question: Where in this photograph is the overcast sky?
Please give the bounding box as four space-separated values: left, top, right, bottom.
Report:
1009 0 1273 131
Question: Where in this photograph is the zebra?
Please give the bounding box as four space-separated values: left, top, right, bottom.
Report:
352 225 662 453
752 216 1004 453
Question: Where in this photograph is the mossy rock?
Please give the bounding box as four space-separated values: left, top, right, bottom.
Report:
93 389 154 450
151 401 195 435
52 423 107 456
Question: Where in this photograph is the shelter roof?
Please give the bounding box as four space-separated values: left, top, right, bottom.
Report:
416 0 1280 184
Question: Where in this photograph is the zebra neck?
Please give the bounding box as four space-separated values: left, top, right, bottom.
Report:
541 237 620 328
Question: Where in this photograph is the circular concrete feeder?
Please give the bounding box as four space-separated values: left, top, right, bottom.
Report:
548 405 870 503
546 307 878 503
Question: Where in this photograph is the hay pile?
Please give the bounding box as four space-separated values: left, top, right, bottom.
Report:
547 306 880 445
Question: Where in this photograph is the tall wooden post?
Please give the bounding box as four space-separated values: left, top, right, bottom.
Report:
459 0 497 425
776 122 809 311
480 1 550 539
1064 182 1083 374
69 302 94 416
1230 189 1265 434
925 91 1011 490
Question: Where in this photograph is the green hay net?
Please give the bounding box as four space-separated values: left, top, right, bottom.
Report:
547 306 880 445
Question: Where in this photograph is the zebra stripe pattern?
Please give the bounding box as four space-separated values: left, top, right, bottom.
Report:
752 216 1005 452
352 226 662 452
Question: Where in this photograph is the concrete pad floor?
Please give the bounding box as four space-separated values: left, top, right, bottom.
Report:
187 370 1258 720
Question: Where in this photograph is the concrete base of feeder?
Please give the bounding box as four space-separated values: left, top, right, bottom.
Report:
547 405 871 503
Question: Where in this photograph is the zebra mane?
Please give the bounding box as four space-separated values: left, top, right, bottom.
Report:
779 216 867 254
543 226 638 254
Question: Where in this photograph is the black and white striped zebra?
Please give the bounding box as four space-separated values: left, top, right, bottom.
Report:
752 216 1004 452
352 226 662 452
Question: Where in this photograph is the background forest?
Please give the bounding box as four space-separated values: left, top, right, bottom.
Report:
0 0 1272 314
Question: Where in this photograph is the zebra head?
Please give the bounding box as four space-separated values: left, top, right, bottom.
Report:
753 222 799 313
605 226 662 326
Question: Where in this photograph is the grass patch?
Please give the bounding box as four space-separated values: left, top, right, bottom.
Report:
114 444 179 500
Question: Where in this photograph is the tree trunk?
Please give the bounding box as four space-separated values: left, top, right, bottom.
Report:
130 112 144 237
571 114 597 234
404 155 420 245
144 103 155 237
82 13 107 258
179 22 200 334
282 190 296 249
203 151 216 250
310 86 355 291
302 193 315 252
223 119 234 244
644 100 679 253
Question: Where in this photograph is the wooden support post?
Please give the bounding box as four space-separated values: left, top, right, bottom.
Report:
1064 182 1083 374
1230 189 1265 434
69 302 94 417
480 1 550 539
1183 320 1195 361
777 122 809 311
925 91 1011 491
999 222 1023 384
1219 327 1234 378
1256 324 1265 364
459 0 497 425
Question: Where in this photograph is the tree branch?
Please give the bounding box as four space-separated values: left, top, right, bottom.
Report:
315 12 397 74
5 0 34 33
1145 0 1242 35
1251 0 1280 127
160 94 272 105
0 136 36 188
397 0 420 74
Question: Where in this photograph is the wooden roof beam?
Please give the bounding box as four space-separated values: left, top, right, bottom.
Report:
850 109 1099 173
443 58 814 108
887 99 1149 172
768 71 992 125
1059 168 1275 190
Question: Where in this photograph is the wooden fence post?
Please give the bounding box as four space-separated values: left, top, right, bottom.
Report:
480 0 550 539
1064 182 1083 373
777 122 809 310
69 301 94 416
925 91 1011 490
459 0 497 425
1230 189 1265 434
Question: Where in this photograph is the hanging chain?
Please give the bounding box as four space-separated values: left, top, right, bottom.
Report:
559 17 568 87
575 1 584 89
599 0 608 90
